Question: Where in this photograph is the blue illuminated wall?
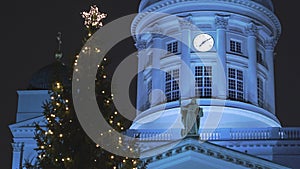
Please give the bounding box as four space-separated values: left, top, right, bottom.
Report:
131 0 281 132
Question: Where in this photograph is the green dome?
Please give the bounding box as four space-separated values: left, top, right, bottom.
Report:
28 61 71 90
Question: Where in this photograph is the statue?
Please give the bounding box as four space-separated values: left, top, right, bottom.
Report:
180 98 203 136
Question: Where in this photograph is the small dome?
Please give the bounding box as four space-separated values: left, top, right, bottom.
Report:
28 61 71 90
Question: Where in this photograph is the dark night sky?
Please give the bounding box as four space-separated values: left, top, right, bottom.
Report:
1 1 299 168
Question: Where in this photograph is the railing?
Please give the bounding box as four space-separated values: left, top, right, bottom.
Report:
125 127 300 141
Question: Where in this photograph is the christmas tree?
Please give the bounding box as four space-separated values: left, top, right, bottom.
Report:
32 5 142 169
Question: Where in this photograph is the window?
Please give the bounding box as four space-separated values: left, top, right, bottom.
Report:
195 66 212 98
230 40 242 54
257 78 264 107
167 41 178 54
165 69 180 102
257 51 264 65
145 78 152 108
228 68 244 101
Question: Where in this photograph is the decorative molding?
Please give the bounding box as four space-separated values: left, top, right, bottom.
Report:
12 142 24 152
246 22 258 36
264 37 275 50
150 23 164 39
178 14 194 30
135 40 148 50
215 14 229 29
132 0 281 42
141 139 288 169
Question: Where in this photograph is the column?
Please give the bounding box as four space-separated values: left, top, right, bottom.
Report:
247 22 258 105
135 40 147 113
179 17 193 99
11 142 24 169
151 33 163 106
265 38 275 114
215 15 229 99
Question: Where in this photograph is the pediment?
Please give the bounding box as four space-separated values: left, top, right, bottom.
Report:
141 137 290 169
9 116 46 138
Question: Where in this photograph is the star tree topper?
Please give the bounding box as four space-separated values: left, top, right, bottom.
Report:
81 5 107 29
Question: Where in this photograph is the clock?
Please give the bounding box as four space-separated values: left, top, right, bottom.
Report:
193 33 214 52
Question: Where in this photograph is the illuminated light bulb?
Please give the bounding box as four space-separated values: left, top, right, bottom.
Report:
51 96 54 100
67 157 70 161
95 48 101 53
102 90 105 94
106 100 110 104
110 155 114 159
100 133 103 136
66 107 69 111
75 69 79 72
103 75 107 79
55 159 58 162
65 99 69 103
121 127 124 130
114 111 118 115
104 58 107 61
62 158 65 162
117 122 121 126
109 120 113 124
59 134 63 138
48 145 52 148
40 146 45 149
110 116 114 119
113 167 116 169
108 130 112 133
69 120 72 123
96 144 100 148
123 159 126 163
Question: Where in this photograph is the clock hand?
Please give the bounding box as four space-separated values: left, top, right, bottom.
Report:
199 38 212 47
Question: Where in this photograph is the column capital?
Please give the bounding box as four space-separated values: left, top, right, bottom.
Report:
264 38 275 50
215 14 229 29
246 22 258 37
135 40 148 50
179 14 194 30
12 142 24 152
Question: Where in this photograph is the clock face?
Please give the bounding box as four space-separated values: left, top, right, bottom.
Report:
193 33 214 52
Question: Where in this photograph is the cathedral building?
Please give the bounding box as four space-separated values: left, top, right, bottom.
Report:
9 0 300 169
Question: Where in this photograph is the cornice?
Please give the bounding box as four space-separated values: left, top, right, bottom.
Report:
132 0 281 43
